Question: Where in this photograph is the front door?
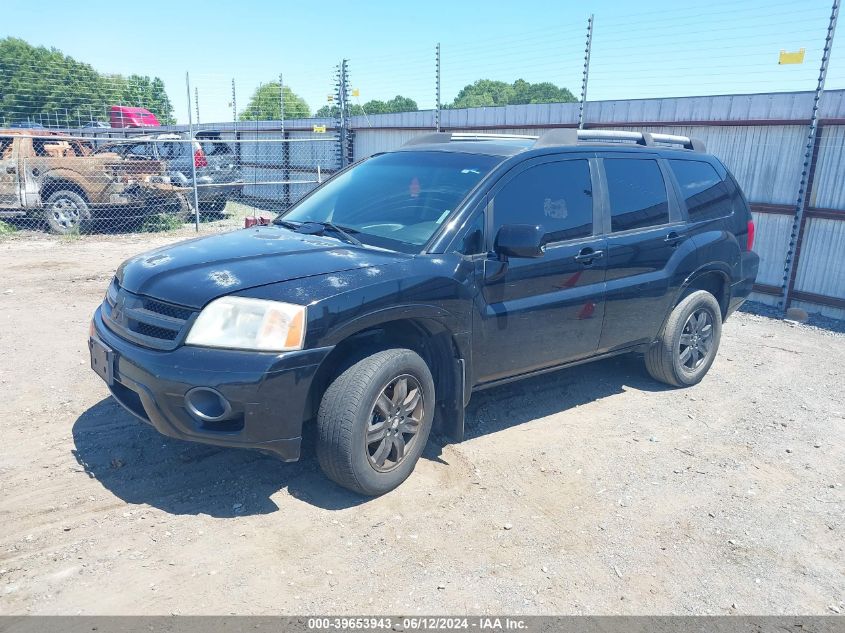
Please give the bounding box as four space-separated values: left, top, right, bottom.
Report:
474 156 607 384
0 137 21 208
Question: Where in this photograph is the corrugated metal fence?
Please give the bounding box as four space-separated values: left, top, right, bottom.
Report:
282 90 845 319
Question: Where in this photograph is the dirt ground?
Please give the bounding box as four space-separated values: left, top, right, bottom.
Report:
0 233 843 616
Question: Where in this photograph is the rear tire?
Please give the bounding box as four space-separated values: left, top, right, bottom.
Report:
645 290 722 387
316 348 435 496
44 190 92 235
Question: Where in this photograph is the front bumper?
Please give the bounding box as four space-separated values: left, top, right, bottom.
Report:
90 306 332 460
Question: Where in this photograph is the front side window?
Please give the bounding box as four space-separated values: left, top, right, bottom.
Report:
491 159 593 243
669 159 732 220
280 151 500 253
604 158 669 232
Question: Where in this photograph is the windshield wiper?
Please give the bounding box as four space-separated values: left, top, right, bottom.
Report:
298 220 363 247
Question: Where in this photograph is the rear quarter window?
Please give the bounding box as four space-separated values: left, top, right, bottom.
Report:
669 159 733 221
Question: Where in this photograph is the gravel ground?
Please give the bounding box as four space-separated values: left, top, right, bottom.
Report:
0 234 842 616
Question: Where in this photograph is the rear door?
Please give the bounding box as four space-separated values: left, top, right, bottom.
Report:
597 154 687 351
0 137 21 208
474 155 607 383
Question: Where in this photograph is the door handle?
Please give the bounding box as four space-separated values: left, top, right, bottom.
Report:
574 248 604 263
664 231 685 245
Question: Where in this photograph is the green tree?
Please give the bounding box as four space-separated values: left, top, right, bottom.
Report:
449 78 576 109
0 37 174 126
239 82 310 120
314 95 417 118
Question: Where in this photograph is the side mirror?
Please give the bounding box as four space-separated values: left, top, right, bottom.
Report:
494 224 545 259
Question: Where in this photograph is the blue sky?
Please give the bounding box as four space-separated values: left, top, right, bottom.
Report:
2 0 841 123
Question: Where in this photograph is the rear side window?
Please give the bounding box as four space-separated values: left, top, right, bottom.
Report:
669 159 732 220
604 159 669 232
492 159 593 243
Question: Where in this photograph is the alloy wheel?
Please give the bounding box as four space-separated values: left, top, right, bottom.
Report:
678 308 714 371
366 374 424 473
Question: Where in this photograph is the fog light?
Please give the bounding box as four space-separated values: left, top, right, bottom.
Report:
184 387 232 422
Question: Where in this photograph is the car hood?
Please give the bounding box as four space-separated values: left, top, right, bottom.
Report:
116 226 408 308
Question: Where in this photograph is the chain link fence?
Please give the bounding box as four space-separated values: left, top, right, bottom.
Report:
0 128 339 236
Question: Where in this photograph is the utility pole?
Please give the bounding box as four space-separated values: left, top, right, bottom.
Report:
435 42 441 132
578 14 594 130
780 0 839 310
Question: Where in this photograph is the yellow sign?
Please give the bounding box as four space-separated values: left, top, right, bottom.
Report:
313 125 327 133
327 95 334 102
779 48 806 65
352 88 360 97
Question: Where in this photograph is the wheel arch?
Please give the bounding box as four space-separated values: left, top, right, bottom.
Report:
680 265 731 318
40 177 90 205
653 265 731 344
306 312 468 444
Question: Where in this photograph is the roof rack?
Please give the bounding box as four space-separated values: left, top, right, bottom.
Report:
534 129 705 152
402 132 537 146
402 129 705 152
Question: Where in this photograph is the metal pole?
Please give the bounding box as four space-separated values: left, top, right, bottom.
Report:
194 86 200 124
578 14 594 130
232 78 237 123
279 73 285 132
780 0 839 309
186 72 201 233
435 42 441 132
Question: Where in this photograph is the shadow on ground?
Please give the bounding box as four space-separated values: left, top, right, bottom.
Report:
72 352 667 516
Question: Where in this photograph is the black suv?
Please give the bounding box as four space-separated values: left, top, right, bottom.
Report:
89 130 759 495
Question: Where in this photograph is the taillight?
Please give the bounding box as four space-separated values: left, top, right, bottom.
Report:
194 148 208 168
746 219 755 251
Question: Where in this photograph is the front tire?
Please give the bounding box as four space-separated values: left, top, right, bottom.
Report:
645 290 722 387
44 190 92 235
317 349 435 496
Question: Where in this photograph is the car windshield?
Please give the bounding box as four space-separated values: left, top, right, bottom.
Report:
278 151 500 253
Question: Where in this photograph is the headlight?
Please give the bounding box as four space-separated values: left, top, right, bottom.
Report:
186 297 306 352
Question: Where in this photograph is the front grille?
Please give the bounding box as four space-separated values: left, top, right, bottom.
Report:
143 297 194 321
103 278 195 350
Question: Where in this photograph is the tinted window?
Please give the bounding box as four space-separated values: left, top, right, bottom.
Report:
458 212 485 255
604 159 669 232
669 159 732 220
282 151 500 253
492 160 593 243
